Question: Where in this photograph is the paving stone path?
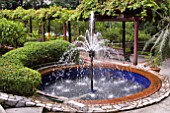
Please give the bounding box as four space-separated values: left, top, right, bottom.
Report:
0 104 6 113
5 107 43 113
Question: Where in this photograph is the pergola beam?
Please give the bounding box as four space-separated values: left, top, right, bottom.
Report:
95 15 142 22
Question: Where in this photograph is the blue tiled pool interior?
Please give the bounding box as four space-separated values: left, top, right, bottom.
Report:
40 67 151 100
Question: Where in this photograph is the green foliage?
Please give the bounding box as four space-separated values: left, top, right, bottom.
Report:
0 0 169 25
0 57 41 96
0 6 74 22
138 30 151 41
0 18 27 47
146 52 162 67
0 40 71 96
0 57 23 68
144 16 170 62
158 0 170 16
4 40 70 67
0 66 41 96
26 30 41 42
74 0 167 20
95 22 151 42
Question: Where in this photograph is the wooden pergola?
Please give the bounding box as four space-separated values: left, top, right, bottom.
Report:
65 0 163 65
95 15 142 65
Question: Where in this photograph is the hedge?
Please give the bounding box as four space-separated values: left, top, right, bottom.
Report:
3 40 70 67
0 40 71 96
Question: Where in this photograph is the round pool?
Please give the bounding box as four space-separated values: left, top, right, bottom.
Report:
38 62 161 105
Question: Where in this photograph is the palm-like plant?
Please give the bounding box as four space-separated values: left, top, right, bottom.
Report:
143 16 170 65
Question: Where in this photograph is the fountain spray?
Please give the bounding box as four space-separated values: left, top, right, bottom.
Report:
88 11 95 92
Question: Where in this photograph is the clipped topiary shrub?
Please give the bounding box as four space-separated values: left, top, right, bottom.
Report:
0 40 71 96
0 66 41 96
3 40 70 67
0 57 23 68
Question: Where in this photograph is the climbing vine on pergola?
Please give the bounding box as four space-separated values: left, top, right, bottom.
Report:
0 6 74 41
73 0 169 20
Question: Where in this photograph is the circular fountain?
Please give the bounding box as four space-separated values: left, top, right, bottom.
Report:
39 62 161 105
37 11 169 112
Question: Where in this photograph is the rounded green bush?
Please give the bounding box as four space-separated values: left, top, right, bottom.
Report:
4 40 70 67
0 57 23 68
0 67 41 96
0 40 71 96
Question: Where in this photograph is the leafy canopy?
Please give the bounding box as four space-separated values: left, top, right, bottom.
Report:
73 0 169 20
0 6 74 22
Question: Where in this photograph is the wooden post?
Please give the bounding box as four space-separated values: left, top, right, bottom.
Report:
122 21 126 55
133 18 139 65
29 17 32 33
47 19 51 33
63 22 67 40
41 18 45 41
68 21 72 42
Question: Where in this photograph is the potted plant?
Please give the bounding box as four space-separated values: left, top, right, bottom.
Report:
146 53 161 72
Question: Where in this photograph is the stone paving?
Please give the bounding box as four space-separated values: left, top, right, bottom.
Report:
5 107 43 113
0 104 6 113
0 58 170 113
